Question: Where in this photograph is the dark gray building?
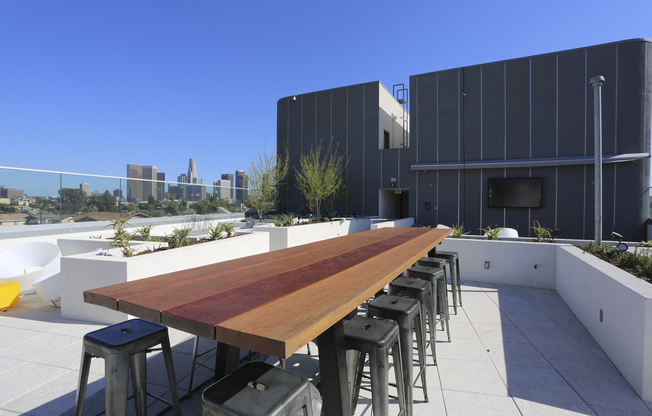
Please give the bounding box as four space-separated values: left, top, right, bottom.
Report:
278 39 652 240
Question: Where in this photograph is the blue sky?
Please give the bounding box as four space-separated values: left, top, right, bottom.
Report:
1 0 650 190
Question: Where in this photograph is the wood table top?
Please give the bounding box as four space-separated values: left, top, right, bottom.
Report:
84 227 450 358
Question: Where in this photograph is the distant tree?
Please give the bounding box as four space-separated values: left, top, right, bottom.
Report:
0 203 17 213
147 194 157 211
163 201 180 215
164 192 175 201
102 190 116 212
245 145 288 220
59 188 86 215
294 140 345 220
193 199 217 215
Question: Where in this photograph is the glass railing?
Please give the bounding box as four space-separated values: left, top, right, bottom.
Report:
0 166 248 225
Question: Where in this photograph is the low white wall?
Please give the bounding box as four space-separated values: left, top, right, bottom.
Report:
556 245 652 401
370 218 415 229
61 231 269 324
254 218 372 251
438 238 557 289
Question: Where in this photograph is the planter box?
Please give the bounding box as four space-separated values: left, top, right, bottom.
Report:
438 236 652 401
370 218 415 229
61 232 269 324
439 238 558 289
253 218 372 251
556 245 652 401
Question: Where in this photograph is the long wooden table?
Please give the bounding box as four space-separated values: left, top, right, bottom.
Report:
84 227 450 416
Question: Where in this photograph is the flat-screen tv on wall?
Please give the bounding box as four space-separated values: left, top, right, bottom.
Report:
488 178 542 208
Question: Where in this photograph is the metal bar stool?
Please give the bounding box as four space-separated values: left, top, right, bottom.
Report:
74 319 182 416
416 256 457 314
345 316 406 416
367 295 428 416
201 361 314 416
430 250 462 309
388 277 437 365
407 265 451 342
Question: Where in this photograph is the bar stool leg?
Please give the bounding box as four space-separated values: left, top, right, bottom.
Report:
391 339 406 415
455 258 462 306
370 348 390 416
413 315 429 403
130 352 148 416
104 353 130 416
161 337 183 416
424 287 437 364
74 348 93 416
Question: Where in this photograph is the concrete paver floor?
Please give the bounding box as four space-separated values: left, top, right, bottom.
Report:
1 281 651 416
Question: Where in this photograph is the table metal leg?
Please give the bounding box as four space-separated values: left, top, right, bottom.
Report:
317 319 350 416
214 342 240 381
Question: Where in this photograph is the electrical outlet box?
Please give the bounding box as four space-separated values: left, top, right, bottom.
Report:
484 261 490 269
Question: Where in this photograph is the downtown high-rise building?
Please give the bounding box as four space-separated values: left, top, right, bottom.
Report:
127 164 162 203
213 179 231 200
221 173 234 199
79 183 90 196
235 170 247 201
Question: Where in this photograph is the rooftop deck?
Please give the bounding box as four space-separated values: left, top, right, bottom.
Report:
1 280 651 416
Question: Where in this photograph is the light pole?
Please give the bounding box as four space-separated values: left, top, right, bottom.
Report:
590 75 605 245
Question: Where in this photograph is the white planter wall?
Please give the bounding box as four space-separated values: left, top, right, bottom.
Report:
254 218 372 251
370 218 415 229
555 245 652 401
438 238 558 289
61 232 269 324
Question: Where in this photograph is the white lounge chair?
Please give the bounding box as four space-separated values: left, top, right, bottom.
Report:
0 242 62 296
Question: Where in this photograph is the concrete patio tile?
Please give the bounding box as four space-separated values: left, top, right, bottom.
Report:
33 340 90 371
445 318 479 340
0 356 25 375
0 332 79 362
438 359 509 396
0 327 44 350
518 323 588 347
0 362 70 405
442 390 522 416
505 365 596 415
560 370 652 416
500 305 559 329
472 320 530 343
482 340 552 369
539 344 620 376
1 370 102 416
436 337 492 363
512 398 597 416
50 322 107 338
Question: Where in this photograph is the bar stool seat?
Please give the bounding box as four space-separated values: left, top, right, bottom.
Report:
417 256 457 314
388 277 437 365
344 316 405 416
367 295 429 416
201 361 314 416
74 318 182 416
407 265 451 342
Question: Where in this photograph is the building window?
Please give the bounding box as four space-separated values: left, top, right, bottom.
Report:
384 130 390 149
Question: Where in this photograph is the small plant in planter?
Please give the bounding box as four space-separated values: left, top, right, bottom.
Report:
137 224 159 241
479 225 502 240
451 223 470 238
166 227 192 249
222 222 236 237
530 220 553 242
104 217 136 257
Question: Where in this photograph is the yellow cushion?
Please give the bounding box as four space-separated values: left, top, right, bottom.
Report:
0 281 20 309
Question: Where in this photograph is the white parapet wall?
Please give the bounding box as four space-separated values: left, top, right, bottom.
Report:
438 238 558 289
370 218 415 229
61 231 269 324
555 245 652 401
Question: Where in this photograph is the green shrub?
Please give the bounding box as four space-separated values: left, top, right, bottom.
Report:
167 227 192 248
530 220 552 243
451 223 470 238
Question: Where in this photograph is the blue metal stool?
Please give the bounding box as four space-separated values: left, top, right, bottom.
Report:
74 319 182 416
407 265 451 342
201 361 314 416
345 316 405 416
367 295 428 416
388 277 437 365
